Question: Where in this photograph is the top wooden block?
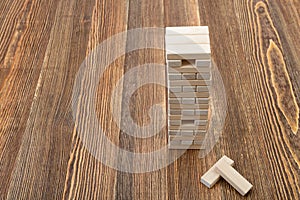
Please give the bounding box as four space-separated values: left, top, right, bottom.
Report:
166 26 209 35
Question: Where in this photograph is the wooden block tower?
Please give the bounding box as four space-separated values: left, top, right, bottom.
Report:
165 26 211 149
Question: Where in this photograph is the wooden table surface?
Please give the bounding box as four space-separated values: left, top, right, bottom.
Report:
0 0 299 199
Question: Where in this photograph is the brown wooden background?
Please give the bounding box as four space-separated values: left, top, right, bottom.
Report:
0 0 299 199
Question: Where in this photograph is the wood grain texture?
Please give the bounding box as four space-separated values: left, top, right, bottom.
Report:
0 0 299 199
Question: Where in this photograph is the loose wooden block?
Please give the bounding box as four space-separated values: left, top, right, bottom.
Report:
166 35 210 44
167 60 182 67
166 26 209 35
201 156 235 188
215 159 253 196
196 60 211 67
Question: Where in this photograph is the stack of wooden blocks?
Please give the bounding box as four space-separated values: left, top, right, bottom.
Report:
165 26 211 149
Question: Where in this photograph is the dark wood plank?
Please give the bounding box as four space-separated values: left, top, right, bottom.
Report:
3 0 95 199
0 0 61 198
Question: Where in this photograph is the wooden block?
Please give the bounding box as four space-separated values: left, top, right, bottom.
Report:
197 86 210 92
166 44 211 60
169 115 208 120
182 73 197 80
194 130 206 136
169 130 180 135
169 104 209 109
169 98 181 104
182 110 195 116
196 98 210 104
201 156 235 188
180 130 194 136
181 140 193 145
168 144 206 150
169 73 182 80
215 159 253 196
195 110 209 116
169 92 209 98
166 26 209 35
169 86 182 93
169 80 208 86
167 60 182 67
166 35 210 44
181 98 195 104
169 110 182 115
169 125 207 131
194 120 207 126
197 73 211 80
168 119 181 125
196 60 211 67
169 66 199 73
169 135 204 141
182 86 196 92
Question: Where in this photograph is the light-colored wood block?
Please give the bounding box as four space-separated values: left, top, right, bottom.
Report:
169 92 209 98
197 73 211 80
169 135 204 141
181 73 197 80
166 44 211 60
169 73 182 80
197 86 210 92
169 98 181 104
169 66 199 73
182 110 195 116
181 140 193 145
194 120 207 126
196 60 211 67
167 60 182 67
169 80 209 86
166 35 210 44
181 98 195 104
201 156 235 188
169 86 182 93
166 26 209 35
196 98 210 104
215 159 253 196
195 110 209 116
169 104 209 109
169 115 208 120
169 125 207 131
182 86 196 92
181 130 194 136
168 144 206 150
168 119 181 125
